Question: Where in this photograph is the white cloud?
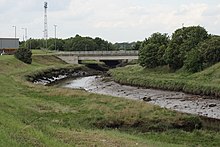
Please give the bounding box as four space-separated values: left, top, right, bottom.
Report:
93 3 208 31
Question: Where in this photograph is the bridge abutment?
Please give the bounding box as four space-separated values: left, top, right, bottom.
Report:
57 55 79 64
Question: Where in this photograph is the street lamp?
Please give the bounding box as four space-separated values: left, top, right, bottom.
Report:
22 28 27 41
54 25 57 51
12 26 16 38
22 28 28 48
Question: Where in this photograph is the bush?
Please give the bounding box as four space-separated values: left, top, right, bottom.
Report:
14 48 32 64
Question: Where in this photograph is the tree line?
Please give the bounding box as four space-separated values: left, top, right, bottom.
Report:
20 35 138 51
20 26 220 73
138 26 220 73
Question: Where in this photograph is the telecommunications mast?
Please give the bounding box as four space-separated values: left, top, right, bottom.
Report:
44 2 48 49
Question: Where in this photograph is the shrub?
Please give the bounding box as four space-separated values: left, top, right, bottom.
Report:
14 48 32 64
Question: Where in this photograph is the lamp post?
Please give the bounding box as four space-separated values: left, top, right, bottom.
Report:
22 28 27 40
12 26 16 38
54 25 57 51
22 28 28 48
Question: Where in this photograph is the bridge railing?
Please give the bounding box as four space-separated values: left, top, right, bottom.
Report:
58 50 139 56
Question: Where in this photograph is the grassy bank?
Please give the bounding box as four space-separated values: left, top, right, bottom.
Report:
0 55 220 146
110 64 220 98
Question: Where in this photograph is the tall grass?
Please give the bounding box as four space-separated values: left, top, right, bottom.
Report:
110 64 220 98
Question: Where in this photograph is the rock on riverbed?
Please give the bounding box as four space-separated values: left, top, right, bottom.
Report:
61 76 220 119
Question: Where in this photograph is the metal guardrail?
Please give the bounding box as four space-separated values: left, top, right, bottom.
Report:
57 50 139 56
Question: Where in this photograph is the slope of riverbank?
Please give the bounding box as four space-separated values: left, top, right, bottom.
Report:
61 76 220 119
110 64 220 98
0 54 220 146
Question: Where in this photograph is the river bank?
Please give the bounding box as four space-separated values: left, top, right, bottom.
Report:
30 62 220 120
57 76 220 120
109 64 220 98
25 64 104 85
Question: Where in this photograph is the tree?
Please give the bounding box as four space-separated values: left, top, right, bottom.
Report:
202 37 220 66
164 26 209 70
139 33 169 68
94 37 106 50
139 43 159 68
47 38 64 51
133 41 142 50
184 36 220 72
14 48 32 64
113 42 136 50
63 38 73 51
164 42 182 70
184 49 203 72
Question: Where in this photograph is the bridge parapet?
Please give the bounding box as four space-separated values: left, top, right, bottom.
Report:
57 50 139 56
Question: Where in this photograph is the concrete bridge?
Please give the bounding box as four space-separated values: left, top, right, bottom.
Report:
56 50 139 64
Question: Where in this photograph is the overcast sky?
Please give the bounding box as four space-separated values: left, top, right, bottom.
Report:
1 0 220 42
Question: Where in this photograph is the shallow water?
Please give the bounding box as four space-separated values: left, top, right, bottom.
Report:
62 76 220 119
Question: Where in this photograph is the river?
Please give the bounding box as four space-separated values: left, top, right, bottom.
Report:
59 76 220 119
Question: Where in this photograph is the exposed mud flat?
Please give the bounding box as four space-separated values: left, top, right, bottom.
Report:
62 76 220 119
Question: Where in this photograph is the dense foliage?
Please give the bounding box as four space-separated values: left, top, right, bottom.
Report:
202 37 220 66
184 49 203 72
14 48 32 64
164 26 209 70
113 42 137 50
20 35 141 51
138 26 220 73
185 36 220 72
20 35 115 51
139 33 169 68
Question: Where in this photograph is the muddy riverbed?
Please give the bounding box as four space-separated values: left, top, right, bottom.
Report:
59 76 220 119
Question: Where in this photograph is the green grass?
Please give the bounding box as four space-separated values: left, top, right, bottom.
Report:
110 64 220 97
0 55 220 146
31 49 56 55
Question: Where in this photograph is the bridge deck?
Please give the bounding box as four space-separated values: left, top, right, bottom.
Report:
56 50 139 64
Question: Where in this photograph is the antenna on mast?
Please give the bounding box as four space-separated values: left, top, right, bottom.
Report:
44 2 48 49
